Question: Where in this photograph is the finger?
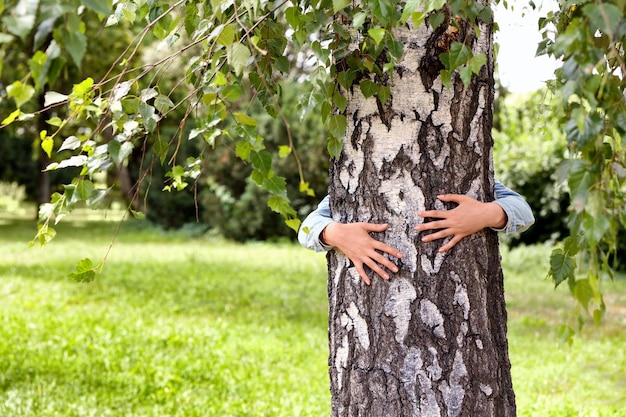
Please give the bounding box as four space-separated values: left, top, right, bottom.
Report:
439 235 463 253
437 194 469 203
355 264 371 285
421 229 454 242
367 251 399 273
363 258 391 281
373 241 403 259
418 209 449 219
361 222 389 232
415 220 446 232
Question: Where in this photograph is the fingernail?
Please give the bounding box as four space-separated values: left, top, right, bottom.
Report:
384 274 390 280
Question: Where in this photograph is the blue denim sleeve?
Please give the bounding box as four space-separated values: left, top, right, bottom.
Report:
298 180 535 251
492 180 535 234
298 195 335 252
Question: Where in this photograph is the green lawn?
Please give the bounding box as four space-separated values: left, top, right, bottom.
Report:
1 219 625 416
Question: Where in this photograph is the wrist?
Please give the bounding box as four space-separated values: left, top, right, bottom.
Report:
486 202 507 229
321 222 338 246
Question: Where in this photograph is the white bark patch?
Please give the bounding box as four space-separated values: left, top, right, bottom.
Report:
475 339 483 350
426 347 442 380
419 299 446 339
480 383 493 397
467 177 483 200
420 252 447 276
334 334 350 392
431 85 454 139
401 347 422 413
428 137 450 170
417 348 443 417
439 350 468 417
453 283 470 320
467 85 487 156
346 302 370 350
456 322 469 347
383 278 417 344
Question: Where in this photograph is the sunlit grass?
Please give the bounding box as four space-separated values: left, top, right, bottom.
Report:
1 219 625 416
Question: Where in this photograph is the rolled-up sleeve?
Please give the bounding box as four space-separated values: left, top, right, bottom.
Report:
298 195 335 252
492 180 535 235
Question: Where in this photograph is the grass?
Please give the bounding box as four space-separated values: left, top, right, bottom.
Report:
1 218 625 416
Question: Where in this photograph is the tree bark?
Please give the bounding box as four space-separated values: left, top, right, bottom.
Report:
327 15 516 417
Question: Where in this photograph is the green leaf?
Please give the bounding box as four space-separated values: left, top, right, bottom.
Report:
250 150 272 174
75 179 94 201
80 0 112 15
7 81 35 108
328 135 343 158
69 258 97 283
278 146 291 158
469 53 487 74
227 42 251 76
3 0 38 39
285 218 301 232
459 67 472 87
1 109 21 125
582 3 621 35
401 0 421 22
235 141 252 160
154 95 174 114
41 138 54 159
268 195 296 216
333 0 350 13
352 12 367 28
550 249 576 288
429 12 445 30
60 28 87 67
359 80 378 98
328 114 347 139
368 28 386 45
217 24 235 46
263 175 287 196
440 42 472 72
139 103 157 132
30 223 57 247
378 85 391 104
70 78 94 99
233 112 257 126
572 278 594 310
582 213 610 247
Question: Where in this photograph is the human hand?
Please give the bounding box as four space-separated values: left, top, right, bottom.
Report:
414 194 507 253
322 222 403 285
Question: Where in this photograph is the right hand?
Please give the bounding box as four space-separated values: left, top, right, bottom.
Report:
322 222 403 285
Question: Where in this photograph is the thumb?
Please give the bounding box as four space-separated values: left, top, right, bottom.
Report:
438 193 470 203
362 222 389 232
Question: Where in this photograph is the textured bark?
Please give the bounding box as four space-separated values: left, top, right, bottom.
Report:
327 17 516 417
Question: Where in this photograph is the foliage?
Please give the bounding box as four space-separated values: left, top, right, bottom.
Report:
0 182 26 213
1 221 625 416
1 0 626 322
538 0 626 329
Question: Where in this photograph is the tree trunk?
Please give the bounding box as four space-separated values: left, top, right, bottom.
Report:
327 15 516 417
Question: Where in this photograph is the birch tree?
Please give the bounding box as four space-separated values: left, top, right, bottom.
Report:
326 7 516 416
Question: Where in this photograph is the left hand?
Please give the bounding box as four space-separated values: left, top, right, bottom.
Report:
414 194 507 253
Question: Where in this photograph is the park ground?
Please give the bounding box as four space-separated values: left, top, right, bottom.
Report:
1 216 625 417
